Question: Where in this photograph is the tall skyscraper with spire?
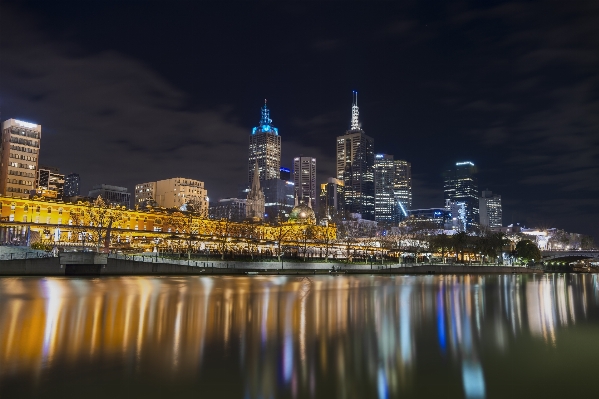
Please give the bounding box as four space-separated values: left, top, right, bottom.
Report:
336 92 375 220
248 100 281 186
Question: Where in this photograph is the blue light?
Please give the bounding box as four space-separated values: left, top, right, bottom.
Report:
397 200 408 217
280 167 290 172
252 127 257 135
263 125 270 132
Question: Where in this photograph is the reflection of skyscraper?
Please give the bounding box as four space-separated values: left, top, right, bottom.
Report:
293 157 316 208
335 92 375 220
444 161 479 230
479 189 502 228
249 101 281 186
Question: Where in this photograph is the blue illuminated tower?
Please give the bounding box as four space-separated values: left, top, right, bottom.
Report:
249 100 281 186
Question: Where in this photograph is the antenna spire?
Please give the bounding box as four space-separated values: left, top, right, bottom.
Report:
350 90 360 130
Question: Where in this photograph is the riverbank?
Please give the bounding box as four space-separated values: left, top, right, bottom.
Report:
0 257 539 276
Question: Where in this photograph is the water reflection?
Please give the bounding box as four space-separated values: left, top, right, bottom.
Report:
0 274 598 398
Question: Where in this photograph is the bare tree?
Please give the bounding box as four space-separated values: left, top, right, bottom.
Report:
68 197 124 252
271 218 294 261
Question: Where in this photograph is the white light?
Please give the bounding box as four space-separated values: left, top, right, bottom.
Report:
15 120 38 129
456 161 474 166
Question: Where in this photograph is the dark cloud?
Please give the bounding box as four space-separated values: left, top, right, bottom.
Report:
1 1 598 240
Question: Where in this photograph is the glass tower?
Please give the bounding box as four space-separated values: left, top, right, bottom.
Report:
374 154 395 223
335 92 375 220
443 161 479 230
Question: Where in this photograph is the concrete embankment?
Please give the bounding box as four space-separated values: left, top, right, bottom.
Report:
0 257 536 276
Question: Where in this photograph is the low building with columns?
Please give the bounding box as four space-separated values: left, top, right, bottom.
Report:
0 195 335 252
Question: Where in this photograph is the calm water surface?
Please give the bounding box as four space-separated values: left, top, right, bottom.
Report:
1 274 599 398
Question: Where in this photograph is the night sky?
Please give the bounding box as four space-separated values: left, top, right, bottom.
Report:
1 1 598 240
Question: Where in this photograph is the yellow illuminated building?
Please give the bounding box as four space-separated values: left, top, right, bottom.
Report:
0 195 335 250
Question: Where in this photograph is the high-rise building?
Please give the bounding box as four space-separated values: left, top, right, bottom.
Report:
479 189 502 228
393 160 412 212
88 184 131 208
248 101 281 186
279 167 291 181
408 208 451 229
134 181 157 207
36 166 64 199
336 92 375 220
0 119 41 197
320 178 344 218
135 178 208 213
293 156 317 209
262 179 295 221
63 173 81 197
246 164 265 220
443 161 479 230
210 198 247 222
374 154 396 223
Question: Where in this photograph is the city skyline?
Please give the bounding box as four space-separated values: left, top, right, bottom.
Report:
1 2 597 239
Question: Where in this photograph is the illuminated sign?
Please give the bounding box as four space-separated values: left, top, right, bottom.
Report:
280 167 290 172
15 120 38 129
375 154 384 158
456 161 474 166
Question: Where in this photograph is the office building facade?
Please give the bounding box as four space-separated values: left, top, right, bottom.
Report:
336 92 375 220
36 166 65 199
210 198 247 222
320 177 344 218
408 208 450 229
134 181 158 207
393 160 412 213
248 101 281 186
0 119 41 197
443 161 479 230
150 177 208 215
262 178 294 221
374 154 396 223
88 184 131 208
279 167 291 181
293 156 317 209
479 189 502 228
63 173 81 197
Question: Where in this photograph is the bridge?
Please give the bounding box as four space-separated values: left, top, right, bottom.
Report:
541 250 599 260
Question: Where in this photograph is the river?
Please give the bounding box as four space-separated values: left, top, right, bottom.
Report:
0 274 598 398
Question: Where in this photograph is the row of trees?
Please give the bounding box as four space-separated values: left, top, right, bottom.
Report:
39 197 543 264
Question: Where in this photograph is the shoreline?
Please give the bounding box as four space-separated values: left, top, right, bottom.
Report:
0 256 542 276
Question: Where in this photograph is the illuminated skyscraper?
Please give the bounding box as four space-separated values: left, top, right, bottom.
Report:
0 119 41 197
393 160 412 213
479 189 502 228
374 154 395 223
336 92 375 220
293 156 317 208
248 101 281 186
443 161 479 230
63 173 81 197
320 178 344 218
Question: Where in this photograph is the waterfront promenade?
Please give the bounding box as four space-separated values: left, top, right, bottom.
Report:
0 253 536 276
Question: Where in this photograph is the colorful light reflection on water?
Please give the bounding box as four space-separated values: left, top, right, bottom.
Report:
1 274 598 398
